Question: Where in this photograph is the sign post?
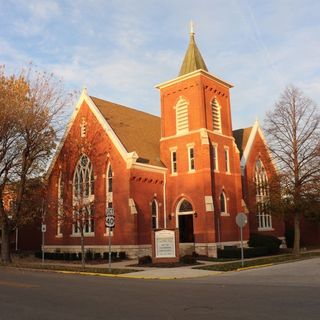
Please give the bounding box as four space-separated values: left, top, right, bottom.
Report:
105 208 115 272
41 224 46 265
236 212 248 268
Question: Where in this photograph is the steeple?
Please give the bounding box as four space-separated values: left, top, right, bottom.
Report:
178 22 208 76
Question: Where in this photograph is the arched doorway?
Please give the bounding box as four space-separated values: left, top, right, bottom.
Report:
176 199 195 243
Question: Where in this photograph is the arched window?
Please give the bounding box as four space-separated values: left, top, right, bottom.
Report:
212 98 221 132
57 171 63 236
255 159 272 229
220 192 227 214
73 155 95 234
178 199 193 212
151 200 158 229
106 163 113 209
175 97 189 134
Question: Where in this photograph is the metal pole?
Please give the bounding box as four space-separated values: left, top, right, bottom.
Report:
240 226 244 267
108 228 112 272
15 228 18 251
42 227 44 265
42 199 45 265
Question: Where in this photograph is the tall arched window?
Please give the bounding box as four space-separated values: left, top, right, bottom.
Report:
220 191 227 214
57 171 63 236
106 163 113 209
212 98 222 132
175 96 189 134
73 155 95 234
255 159 272 229
151 200 158 229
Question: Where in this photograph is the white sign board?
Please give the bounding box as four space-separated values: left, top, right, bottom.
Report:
105 208 115 228
236 212 248 228
41 224 46 233
155 230 176 258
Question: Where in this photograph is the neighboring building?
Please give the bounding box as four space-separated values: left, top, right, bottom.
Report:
0 181 43 252
44 29 286 258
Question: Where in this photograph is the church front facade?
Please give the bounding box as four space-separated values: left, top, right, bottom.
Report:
45 30 284 258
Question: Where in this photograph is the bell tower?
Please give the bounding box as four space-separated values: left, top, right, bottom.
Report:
156 24 245 256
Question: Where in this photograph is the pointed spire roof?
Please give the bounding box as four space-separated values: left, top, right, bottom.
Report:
179 22 208 76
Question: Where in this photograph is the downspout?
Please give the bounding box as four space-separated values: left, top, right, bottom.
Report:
163 171 167 229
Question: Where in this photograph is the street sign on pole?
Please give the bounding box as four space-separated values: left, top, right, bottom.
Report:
105 208 115 228
105 208 115 272
236 212 248 267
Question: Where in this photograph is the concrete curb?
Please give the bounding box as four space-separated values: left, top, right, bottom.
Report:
236 263 273 271
56 269 222 280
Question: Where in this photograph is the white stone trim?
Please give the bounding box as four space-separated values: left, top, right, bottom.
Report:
131 162 167 173
155 69 233 90
240 120 278 175
160 128 236 142
43 244 152 259
128 198 137 214
205 196 214 212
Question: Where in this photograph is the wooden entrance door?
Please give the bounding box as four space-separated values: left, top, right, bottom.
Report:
178 214 194 243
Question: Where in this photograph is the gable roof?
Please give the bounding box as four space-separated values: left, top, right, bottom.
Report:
91 96 163 167
233 127 253 158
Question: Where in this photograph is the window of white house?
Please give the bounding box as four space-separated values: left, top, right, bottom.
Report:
212 144 218 171
151 199 158 229
224 147 230 173
171 150 177 174
175 97 189 134
255 159 272 229
72 154 95 235
220 192 227 215
57 171 63 236
212 98 222 132
188 146 195 171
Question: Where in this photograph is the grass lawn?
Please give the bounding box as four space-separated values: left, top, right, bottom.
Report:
194 251 320 272
0 262 139 274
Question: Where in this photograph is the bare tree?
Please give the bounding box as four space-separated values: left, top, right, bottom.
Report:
264 85 320 255
0 65 72 264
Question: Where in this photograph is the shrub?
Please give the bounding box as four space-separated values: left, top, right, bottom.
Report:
35 251 42 259
63 252 70 261
94 252 101 260
180 255 197 264
248 233 282 254
285 228 294 248
119 251 127 260
85 251 93 260
70 253 78 261
218 247 269 259
138 255 152 265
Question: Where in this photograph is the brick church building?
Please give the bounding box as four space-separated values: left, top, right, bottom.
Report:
44 29 285 257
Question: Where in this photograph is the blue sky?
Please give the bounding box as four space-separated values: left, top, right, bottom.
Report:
0 0 319 129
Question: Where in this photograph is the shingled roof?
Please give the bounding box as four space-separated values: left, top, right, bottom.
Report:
179 31 208 76
91 96 163 167
233 127 253 158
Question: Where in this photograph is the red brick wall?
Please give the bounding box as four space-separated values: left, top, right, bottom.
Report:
159 72 248 247
242 130 285 238
46 100 135 247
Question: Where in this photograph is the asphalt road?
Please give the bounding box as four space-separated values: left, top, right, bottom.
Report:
0 258 320 320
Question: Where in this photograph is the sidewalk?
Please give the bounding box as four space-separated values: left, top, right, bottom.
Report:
107 259 222 279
